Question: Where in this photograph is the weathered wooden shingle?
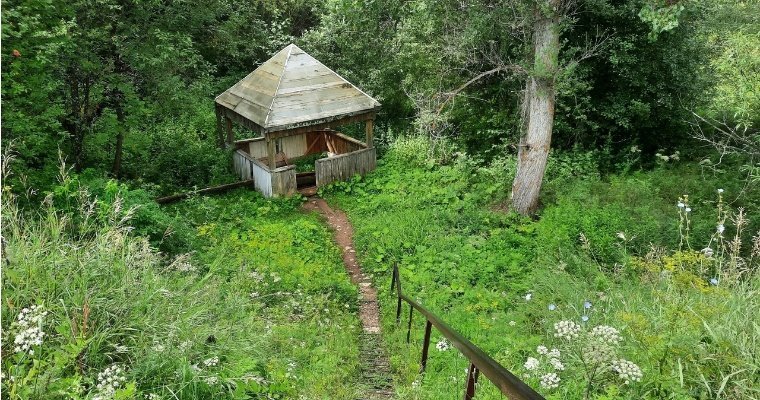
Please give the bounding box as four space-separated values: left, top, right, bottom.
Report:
215 44 381 133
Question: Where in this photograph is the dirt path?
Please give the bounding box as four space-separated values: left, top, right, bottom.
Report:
303 198 394 399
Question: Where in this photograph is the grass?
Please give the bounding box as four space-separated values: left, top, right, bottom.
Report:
324 137 760 399
1 185 362 399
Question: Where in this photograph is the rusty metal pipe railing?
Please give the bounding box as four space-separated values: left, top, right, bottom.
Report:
390 264 545 400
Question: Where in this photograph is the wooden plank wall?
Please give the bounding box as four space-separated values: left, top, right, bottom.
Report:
315 147 377 187
270 166 297 197
234 149 297 197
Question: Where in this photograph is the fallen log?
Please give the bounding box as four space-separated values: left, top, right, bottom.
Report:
156 180 253 204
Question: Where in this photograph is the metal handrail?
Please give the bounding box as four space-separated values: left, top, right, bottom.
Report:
390 264 545 400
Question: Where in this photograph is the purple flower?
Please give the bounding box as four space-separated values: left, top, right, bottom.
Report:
709 278 718 286
583 301 592 310
581 315 589 322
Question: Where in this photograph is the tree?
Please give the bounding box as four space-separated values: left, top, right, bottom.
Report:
511 0 562 215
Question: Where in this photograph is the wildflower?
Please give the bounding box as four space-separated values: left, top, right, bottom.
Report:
616 232 626 240
583 301 592 310
152 343 165 352
547 348 560 358
590 325 622 345
717 224 725 235
204 376 219 385
549 358 565 371
677 202 685 208
718 188 724 193
701 247 714 257
539 372 561 389
709 278 719 286
536 345 548 355
524 293 532 301
94 365 127 398
548 304 556 311
554 320 581 340
581 315 589 322
411 379 420 388
685 207 692 213
524 357 540 371
202 356 219 367
611 359 643 384
509 321 516 326
145 394 160 400
12 305 47 355
436 339 450 351
114 344 128 353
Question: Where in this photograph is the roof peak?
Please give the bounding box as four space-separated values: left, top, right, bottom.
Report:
215 44 380 133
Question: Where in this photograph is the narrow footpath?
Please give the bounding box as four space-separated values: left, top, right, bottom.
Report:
303 198 394 400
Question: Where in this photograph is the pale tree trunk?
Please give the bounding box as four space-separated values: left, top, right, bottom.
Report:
511 1 561 215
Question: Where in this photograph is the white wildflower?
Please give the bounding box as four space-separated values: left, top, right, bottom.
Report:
539 372 561 389
677 202 685 208
436 339 450 351
701 247 714 257
12 305 47 355
203 376 219 385
547 348 561 359
509 321 516 326
590 325 622 346
611 359 643 384
549 358 565 371
202 356 219 367
536 345 548 355
717 224 725 235
94 365 127 398
524 357 540 371
553 320 581 340
717 188 724 193
616 232 626 240
524 293 532 301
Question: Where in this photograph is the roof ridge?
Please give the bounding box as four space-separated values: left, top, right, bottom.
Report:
263 44 294 126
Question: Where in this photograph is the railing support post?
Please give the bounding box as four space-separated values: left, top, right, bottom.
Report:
420 320 433 373
407 304 414 343
396 296 402 325
464 363 479 400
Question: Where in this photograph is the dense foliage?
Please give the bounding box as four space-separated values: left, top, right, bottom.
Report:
2 0 758 398
325 138 759 399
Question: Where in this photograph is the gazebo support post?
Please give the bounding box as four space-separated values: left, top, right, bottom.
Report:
215 107 225 149
266 135 276 170
365 118 374 148
225 117 234 147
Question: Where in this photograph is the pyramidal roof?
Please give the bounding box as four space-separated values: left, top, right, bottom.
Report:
215 44 381 133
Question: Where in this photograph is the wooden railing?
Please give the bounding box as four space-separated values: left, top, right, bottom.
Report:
390 264 545 400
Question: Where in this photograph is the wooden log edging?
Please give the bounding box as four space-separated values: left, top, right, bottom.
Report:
156 180 254 204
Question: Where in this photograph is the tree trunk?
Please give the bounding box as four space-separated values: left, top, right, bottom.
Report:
511 2 560 215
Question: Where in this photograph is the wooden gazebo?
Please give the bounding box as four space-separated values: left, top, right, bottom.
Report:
215 44 381 197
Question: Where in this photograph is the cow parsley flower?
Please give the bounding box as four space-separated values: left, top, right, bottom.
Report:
536 345 548 355
524 357 540 371
717 188 724 193
12 305 47 355
549 358 565 371
590 325 622 346
94 365 126 399
539 372 560 389
554 320 581 340
547 348 560 358
202 356 219 367
611 359 643 384
717 224 725 235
